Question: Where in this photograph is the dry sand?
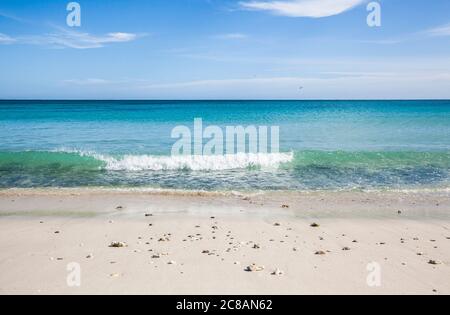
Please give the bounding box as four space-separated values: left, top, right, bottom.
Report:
0 189 449 295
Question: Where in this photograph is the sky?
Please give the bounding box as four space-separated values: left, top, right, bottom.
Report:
0 0 450 99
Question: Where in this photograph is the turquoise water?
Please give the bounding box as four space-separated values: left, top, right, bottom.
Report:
0 100 449 191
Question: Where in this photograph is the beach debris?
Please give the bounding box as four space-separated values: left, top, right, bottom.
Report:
417 252 424 256
202 250 210 254
253 244 261 249
152 254 161 259
428 260 442 265
109 241 127 248
342 247 351 251
39 221 44 224
310 223 320 228
116 206 124 210
245 264 265 272
109 273 121 278
168 261 177 265
319 237 324 241
56 258 64 261
158 234 171 242
54 231 60 234
109 220 114 224
145 213 153 217
271 268 284 276
315 251 326 255
234 261 240 265
86 254 94 259
273 223 281 227
352 240 358 243
281 204 289 209
397 210 402 215
293 247 298 252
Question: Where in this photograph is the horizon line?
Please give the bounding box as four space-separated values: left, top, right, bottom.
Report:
1 99 450 102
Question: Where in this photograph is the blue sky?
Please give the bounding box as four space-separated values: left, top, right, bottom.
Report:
0 0 449 99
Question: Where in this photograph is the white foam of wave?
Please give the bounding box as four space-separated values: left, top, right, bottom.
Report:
98 152 294 171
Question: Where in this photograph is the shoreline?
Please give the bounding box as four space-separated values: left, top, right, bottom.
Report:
0 189 449 294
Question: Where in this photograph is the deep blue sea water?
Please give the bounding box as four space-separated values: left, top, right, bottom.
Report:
0 100 449 191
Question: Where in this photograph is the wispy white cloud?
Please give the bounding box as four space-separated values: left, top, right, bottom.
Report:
215 33 249 40
130 71 450 99
239 0 365 18
0 28 141 49
0 11 28 23
62 78 112 85
424 23 450 37
0 33 15 44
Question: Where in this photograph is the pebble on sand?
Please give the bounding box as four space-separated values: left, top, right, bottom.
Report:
109 241 127 248
310 223 320 228
273 223 281 227
342 247 351 251
271 268 284 276
168 261 176 265
428 260 442 265
315 251 326 255
245 264 265 272
86 254 94 259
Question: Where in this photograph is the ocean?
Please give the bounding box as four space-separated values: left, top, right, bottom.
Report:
0 100 449 191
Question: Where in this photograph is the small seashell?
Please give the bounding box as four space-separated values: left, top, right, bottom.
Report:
428 260 442 265
245 263 265 272
109 241 127 248
271 268 284 276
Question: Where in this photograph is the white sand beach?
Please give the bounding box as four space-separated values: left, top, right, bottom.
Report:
0 189 449 295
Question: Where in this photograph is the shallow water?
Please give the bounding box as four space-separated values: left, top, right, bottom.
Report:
0 100 449 191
